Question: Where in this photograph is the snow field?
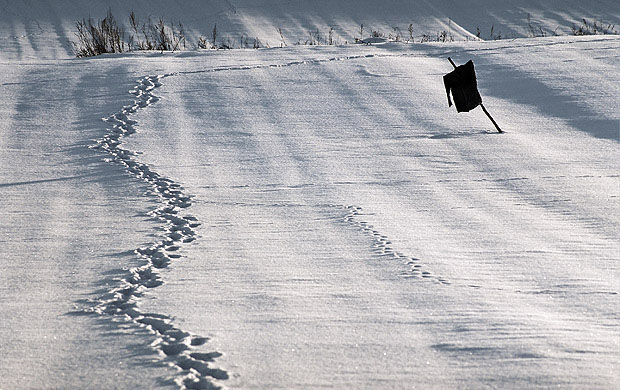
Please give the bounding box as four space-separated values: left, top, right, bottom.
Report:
115 39 619 388
0 5 618 386
0 60 183 389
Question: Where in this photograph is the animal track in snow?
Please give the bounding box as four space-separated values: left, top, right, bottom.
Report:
84 52 484 388
86 57 401 389
88 73 227 390
340 205 451 285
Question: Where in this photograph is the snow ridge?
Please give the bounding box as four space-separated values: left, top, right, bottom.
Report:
90 74 228 390
342 205 450 285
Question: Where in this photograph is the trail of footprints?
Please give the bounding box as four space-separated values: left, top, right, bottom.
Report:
87 58 385 390
90 74 227 390
87 55 460 389
341 205 451 285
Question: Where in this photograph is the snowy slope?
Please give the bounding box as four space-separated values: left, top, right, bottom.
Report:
3 35 618 389
0 58 183 388
1 1 620 389
1 0 619 60
123 37 620 389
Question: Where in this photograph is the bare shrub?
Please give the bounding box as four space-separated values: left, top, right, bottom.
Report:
72 8 125 57
277 27 287 47
197 36 209 49
437 30 453 42
390 27 402 42
220 35 234 49
73 9 191 57
240 33 249 49
212 24 218 47
572 18 618 35
489 24 501 40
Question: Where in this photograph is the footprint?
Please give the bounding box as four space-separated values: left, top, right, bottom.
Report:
191 337 209 346
160 342 188 356
190 352 223 362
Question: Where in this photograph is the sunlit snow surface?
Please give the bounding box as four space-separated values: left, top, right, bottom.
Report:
1 37 619 389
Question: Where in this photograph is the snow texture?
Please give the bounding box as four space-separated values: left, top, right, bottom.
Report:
126 39 620 389
1 2 619 390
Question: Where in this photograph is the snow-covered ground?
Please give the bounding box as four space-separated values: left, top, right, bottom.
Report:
1 2 619 389
126 38 620 389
